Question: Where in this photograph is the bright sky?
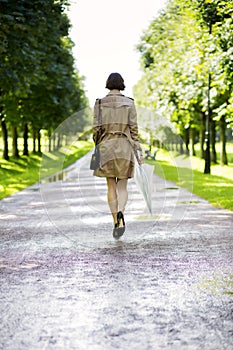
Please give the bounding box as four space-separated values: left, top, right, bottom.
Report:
67 0 166 106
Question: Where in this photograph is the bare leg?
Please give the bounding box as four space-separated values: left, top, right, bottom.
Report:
106 177 118 225
116 178 128 213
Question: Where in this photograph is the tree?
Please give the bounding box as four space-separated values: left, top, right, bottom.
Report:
135 0 233 167
0 0 88 159
135 1 207 155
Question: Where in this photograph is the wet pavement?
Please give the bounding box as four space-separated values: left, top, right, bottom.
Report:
0 151 233 350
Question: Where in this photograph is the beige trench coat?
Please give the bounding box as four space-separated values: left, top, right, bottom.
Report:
92 92 142 179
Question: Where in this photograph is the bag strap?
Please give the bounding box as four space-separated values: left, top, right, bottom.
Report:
95 99 102 145
98 99 102 126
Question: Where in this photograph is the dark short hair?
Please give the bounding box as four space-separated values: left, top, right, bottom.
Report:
105 72 125 90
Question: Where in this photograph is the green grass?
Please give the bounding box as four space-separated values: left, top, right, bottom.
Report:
0 140 94 199
1 136 233 210
194 141 233 165
199 274 233 295
146 147 233 211
40 140 93 179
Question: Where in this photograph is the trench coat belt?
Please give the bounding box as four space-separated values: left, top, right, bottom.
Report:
107 131 132 142
107 131 136 150
108 131 124 135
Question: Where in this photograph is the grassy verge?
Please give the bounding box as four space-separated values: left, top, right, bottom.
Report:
199 274 233 295
146 148 233 211
0 140 94 200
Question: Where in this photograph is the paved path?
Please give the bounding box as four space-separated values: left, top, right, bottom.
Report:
0 152 233 350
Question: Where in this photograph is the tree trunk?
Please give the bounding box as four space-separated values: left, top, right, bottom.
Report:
12 125 19 158
210 118 217 163
23 123 29 156
189 127 196 156
57 133 61 150
37 130 41 154
1 115 9 160
219 116 228 165
199 112 205 159
179 137 184 154
48 129 52 152
52 133 56 151
32 129 36 153
184 128 189 155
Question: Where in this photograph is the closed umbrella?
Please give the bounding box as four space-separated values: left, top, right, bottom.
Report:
134 162 154 215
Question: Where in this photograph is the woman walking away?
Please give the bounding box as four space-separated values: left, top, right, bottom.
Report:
92 72 143 239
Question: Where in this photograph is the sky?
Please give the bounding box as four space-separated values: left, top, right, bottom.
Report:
67 0 166 106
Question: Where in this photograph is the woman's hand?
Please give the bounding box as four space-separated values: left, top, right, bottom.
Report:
136 150 143 165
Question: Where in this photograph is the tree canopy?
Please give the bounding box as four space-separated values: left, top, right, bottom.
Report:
135 0 233 165
0 0 88 159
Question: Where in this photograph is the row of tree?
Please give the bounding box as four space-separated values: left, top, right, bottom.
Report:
0 0 88 160
134 0 233 165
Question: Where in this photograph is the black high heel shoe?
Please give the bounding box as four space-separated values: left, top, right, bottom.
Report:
116 211 125 237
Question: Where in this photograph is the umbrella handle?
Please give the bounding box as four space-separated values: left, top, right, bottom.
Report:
134 147 142 165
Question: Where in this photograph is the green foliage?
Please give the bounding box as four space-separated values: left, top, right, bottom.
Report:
0 140 93 199
0 0 69 93
0 0 89 160
135 0 233 161
135 1 206 130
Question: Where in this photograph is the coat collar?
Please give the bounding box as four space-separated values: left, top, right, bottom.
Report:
107 90 123 96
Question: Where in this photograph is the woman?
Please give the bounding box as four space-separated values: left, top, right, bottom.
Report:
92 72 142 239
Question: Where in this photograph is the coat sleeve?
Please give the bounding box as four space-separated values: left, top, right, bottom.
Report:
128 102 142 152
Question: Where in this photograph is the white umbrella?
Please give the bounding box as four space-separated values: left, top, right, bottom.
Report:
134 162 154 215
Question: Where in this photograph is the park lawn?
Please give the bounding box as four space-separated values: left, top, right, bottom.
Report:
0 140 94 200
1 137 233 210
146 148 233 211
